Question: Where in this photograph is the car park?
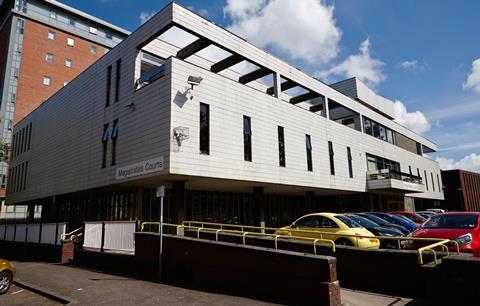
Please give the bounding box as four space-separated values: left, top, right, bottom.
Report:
356 213 410 235
409 212 480 256
344 214 404 248
389 211 426 224
0 258 16 295
277 213 380 249
365 212 417 232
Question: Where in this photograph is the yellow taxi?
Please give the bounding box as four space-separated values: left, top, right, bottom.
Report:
0 258 16 295
276 212 380 249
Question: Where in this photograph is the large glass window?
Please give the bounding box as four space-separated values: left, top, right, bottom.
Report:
379 125 386 141
372 121 380 138
278 126 286 167
305 134 312 171
200 103 209 154
243 116 252 161
364 118 372 135
366 154 400 172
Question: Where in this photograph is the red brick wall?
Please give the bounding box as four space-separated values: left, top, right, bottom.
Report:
14 19 104 124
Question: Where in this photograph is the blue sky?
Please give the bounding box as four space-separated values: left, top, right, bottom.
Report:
60 0 480 172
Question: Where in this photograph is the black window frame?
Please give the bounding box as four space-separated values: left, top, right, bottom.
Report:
200 103 210 155
278 126 286 167
347 146 353 178
305 134 313 171
329 141 335 175
102 124 109 168
115 59 121 102
111 119 118 166
243 116 252 162
106 65 112 107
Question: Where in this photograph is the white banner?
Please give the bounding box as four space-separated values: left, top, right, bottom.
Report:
116 156 164 180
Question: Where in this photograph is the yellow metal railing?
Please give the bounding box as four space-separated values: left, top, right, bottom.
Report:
140 222 336 254
181 220 461 265
60 226 83 242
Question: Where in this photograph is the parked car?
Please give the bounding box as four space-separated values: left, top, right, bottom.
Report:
389 211 426 224
416 211 436 219
0 259 16 295
276 213 380 249
356 213 410 235
426 209 446 214
364 212 417 232
344 214 404 248
409 212 480 256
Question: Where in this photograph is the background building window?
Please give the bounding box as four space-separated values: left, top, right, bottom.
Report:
48 31 55 40
63 81 68 86
278 126 286 167
49 11 56 19
199 103 209 155
68 18 75 26
305 134 312 171
67 37 75 46
65 58 72 68
91 45 97 54
347 146 353 178
329 141 335 175
89 26 98 35
45 53 54 63
424 170 429 190
43 76 51 86
243 116 252 162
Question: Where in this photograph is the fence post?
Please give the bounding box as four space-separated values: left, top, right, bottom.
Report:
100 222 105 252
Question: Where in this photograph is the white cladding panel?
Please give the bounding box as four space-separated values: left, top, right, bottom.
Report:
169 58 443 200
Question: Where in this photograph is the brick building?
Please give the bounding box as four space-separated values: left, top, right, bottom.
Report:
441 169 480 212
0 0 128 219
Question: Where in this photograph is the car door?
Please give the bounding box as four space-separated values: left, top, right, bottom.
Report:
316 216 340 241
291 215 320 239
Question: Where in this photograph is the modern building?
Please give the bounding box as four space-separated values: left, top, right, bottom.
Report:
0 0 128 218
6 3 444 229
441 169 480 212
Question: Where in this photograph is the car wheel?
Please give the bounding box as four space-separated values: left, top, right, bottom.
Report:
0 271 12 295
336 239 353 246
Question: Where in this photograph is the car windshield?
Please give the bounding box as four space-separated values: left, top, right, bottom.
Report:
335 215 362 228
347 215 378 228
361 214 391 227
422 215 478 229
389 214 415 225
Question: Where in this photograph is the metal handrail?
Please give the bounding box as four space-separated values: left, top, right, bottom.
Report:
140 222 337 254
61 226 84 242
181 220 462 264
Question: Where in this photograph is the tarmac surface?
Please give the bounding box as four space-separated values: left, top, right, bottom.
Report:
0 261 424 305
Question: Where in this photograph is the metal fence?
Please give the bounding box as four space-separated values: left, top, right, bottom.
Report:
83 221 136 253
0 222 67 245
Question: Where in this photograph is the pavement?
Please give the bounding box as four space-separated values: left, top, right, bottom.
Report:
0 261 425 305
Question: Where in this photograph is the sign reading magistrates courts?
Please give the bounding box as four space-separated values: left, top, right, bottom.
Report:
116 156 164 180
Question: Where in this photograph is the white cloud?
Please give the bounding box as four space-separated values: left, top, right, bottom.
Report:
139 11 156 25
436 153 480 173
224 0 341 64
399 60 417 69
316 38 385 89
393 100 430 135
463 58 480 94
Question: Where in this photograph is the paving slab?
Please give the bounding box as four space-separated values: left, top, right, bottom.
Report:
4 261 425 305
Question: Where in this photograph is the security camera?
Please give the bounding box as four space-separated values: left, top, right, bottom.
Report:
187 76 203 89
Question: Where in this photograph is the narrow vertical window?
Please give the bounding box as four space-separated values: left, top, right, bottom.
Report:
278 126 286 167
106 65 112 107
102 124 109 168
243 116 252 161
23 161 28 190
347 147 353 178
27 122 32 150
305 134 312 171
409 166 412 175
424 170 429 190
23 125 29 153
199 103 209 154
115 59 121 102
431 172 435 191
437 174 441 192
111 120 118 166
329 141 335 175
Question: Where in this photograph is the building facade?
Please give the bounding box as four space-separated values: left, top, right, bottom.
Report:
6 3 444 229
441 170 480 212
0 0 128 218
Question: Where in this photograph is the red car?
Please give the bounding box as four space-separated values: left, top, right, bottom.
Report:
390 211 426 224
409 212 480 256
